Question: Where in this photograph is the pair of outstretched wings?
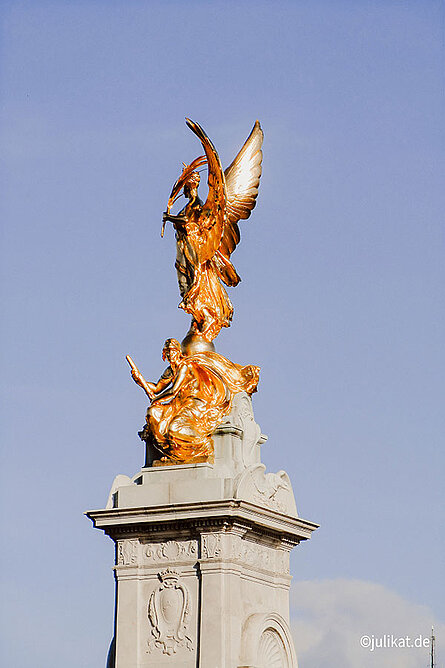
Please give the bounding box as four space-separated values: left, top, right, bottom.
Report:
167 118 263 285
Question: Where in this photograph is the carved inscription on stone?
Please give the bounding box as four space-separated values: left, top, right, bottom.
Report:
145 540 197 562
147 569 193 656
117 539 138 565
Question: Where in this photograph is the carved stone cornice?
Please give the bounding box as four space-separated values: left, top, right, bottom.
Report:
86 498 318 546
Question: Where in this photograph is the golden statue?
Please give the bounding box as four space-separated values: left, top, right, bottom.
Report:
127 340 259 464
128 119 263 465
162 119 263 351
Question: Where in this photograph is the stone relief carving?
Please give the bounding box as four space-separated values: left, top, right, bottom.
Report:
233 392 262 466
240 612 297 668
250 469 290 513
258 628 288 668
147 569 193 656
200 533 288 574
201 533 222 559
234 464 298 517
145 540 197 563
236 540 273 571
234 539 289 574
117 539 138 565
216 391 264 470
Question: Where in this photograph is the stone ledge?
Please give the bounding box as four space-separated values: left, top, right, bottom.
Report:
86 498 318 544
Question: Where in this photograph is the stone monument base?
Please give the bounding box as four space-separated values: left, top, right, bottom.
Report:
87 393 318 667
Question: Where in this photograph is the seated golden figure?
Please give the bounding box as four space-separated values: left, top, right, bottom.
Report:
128 339 259 464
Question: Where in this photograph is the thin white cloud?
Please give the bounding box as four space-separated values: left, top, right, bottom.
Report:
291 579 444 668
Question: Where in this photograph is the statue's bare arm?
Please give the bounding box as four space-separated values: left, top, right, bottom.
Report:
151 365 187 405
129 360 173 401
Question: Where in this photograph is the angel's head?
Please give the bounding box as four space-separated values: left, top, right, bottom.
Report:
165 156 206 220
182 167 200 198
162 338 183 367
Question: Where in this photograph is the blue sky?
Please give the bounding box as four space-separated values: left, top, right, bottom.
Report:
1 1 444 666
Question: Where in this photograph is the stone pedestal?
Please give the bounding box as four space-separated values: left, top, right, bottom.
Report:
87 393 318 668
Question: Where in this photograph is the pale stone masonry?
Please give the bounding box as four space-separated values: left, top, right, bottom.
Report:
87 392 318 667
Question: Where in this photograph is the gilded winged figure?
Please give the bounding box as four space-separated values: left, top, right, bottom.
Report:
162 119 263 347
127 119 263 465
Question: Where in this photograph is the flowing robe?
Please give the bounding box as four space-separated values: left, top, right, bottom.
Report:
146 351 259 463
179 260 233 342
173 200 234 342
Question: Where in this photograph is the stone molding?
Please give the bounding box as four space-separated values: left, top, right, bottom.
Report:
88 499 316 545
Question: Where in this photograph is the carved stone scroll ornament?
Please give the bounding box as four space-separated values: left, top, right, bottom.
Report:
147 569 193 656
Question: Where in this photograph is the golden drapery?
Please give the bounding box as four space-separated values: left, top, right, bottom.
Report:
178 260 233 342
146 351 259 463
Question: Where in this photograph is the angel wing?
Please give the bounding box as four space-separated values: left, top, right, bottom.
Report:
184 119 263 279
185 118 226 265
220 120 263 260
